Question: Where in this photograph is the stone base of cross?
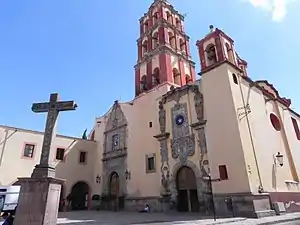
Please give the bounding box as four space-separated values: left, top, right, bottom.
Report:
31 164 56 178
14 93 77 225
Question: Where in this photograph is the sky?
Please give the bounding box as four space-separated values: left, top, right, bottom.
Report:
0 0 299 137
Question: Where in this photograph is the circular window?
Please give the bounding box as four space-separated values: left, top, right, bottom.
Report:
270 113 281 131
175 115 185 126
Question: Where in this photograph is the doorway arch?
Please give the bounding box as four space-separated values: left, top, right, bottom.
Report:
70 181 89 210
108 172 120 211
176 166 199 212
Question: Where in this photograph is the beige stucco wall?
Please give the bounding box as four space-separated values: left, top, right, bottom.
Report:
201 63 251 194
0 126 97 196
202 62 300 195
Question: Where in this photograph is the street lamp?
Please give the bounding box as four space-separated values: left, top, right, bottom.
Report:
96 175 101 184
275 152 283 167
125 169 131 180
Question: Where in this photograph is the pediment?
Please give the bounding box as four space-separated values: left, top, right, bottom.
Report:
105 100 127 132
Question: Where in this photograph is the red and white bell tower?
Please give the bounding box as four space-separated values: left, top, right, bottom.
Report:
134 0 196 97
196 25 248 76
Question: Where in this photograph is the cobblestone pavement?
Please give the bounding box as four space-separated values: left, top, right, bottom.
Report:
57 211 300 225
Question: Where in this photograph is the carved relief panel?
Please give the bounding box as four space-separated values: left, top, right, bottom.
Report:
103 101 128 161
170 103 195 162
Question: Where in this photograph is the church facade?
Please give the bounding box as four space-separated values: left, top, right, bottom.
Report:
1 0 300 217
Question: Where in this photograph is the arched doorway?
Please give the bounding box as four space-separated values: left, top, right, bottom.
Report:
109 172 120 211
69 181 89 210
176 166 199 212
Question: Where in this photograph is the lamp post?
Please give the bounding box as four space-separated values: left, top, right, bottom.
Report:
96 175 101 184
275 152 283 167
203 174 221 221
125 169 131 180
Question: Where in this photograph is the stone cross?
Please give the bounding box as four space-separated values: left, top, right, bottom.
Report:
31 93 77 178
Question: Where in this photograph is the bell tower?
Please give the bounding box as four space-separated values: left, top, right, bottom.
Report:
134 0 196 97
196 25 248 76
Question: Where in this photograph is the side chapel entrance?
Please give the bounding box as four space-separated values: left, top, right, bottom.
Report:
176 166 199 212
109 172 120 211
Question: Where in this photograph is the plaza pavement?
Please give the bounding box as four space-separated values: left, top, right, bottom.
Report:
56 211 300 225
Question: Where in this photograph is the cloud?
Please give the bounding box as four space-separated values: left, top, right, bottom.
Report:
246 0 296 21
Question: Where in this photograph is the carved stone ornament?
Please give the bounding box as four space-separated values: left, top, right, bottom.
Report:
192 86 204 121
171 135 195 162
158 101 166 133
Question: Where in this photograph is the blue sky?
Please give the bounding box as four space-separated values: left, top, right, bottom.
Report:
0 0 299 137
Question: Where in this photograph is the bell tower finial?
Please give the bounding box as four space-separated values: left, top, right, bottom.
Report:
134 0 196 97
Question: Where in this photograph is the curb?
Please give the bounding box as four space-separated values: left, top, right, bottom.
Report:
259 217 300 225
211 218 247 224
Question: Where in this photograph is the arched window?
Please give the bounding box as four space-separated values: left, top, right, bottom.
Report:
206 44 217 66
232 73 238 84
226 43 234 64
152 32 159 49
140 75 147 91
142 40 148 56
179 39 186 52
166 12 173 24
168 32 176 49
153 12 159 24
175 18 181 31
172 68 181 85
152 68 160 85
185 74 192 84
144 21 149 32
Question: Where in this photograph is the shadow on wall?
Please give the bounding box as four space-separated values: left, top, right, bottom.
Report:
53 138 96 211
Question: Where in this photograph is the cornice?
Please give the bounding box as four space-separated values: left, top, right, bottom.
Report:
137 20 190 43
135 45 194 67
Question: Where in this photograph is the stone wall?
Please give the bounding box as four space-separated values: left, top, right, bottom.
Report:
214 193 275 218
125 196 163 212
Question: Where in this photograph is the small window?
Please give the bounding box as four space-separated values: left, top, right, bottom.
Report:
149 122 152 128
112 134 119 150
23 144 35 158
56 148 65 161
79 151 87 164
219 165 228 180
292 118 300 140
232 73 238 84
146 154 156 173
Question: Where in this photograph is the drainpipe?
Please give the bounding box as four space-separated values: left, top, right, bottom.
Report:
269 99 299 182
237 76 263 192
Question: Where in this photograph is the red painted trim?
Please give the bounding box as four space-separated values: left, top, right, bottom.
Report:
146 60 153 89
21 142 37 160
179 58 185 85
135 67 140 96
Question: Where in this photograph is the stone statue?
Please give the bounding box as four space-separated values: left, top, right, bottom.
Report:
193 87 204 121
158 101 166 133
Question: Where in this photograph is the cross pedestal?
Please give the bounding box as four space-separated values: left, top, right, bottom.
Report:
14 93 77 225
